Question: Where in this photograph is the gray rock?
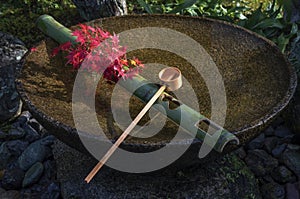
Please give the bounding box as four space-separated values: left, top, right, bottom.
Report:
6 140 29 156
271 166 296 184
247 134 265 150
286 182 300 199
1 168 25 190
281 150 300 178
264 137 278 153
245 149 278 176
22 162 44 187
264 126 275 136
23 124 41 143
272 144 287 158
274 126 293 138
18 136 53 171
0 142 13 170
261 182 285 199
8 128 25 140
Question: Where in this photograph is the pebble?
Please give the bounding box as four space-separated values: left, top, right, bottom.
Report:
245 149 278 176
274 126 293 138
264 126 275 136
272 144 287 158
22 162 44 187
281 150 300 178
261 182 285 199
264 137 278 153
247 134 265 150
7 128 25 140
1 168 25 190
234 147 247 159
271 166 295 184
18 137 53 171
0 142 13 170
6 140 29 157
286 182 300 199
23 123 41 143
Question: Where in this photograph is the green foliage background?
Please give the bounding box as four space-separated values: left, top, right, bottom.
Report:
1 0 300 71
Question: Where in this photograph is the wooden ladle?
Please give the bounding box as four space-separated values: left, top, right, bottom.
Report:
85 67 182 183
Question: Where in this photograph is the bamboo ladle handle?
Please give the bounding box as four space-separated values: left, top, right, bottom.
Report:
85 67 182 183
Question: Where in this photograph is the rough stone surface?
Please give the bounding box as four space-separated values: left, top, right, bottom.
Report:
53 140 261 199
245 149 278 176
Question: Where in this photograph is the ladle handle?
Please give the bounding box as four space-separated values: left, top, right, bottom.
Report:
85 85 166 183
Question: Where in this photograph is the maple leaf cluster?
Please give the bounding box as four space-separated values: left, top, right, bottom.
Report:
52 24 144 82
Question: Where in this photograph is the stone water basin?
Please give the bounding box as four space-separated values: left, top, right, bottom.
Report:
17 15 297 169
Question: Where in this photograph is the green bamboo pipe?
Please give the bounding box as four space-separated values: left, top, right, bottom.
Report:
36 14 239 152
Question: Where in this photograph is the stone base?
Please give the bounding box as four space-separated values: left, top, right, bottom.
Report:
53 140 261 199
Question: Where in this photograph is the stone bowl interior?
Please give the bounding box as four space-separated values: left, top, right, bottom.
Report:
16 15 297 166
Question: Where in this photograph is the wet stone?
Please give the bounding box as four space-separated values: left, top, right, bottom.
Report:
245 149 278 176
264 137 278 153
281 150 300 178
261 182 285 199
23 123 41 143
247 134 265 150
1 168 25 190
271 166 296 184
0 142 13 170
22 162 44 187
7 128 25 140
264 126 275 136
18 136 53 171
272 144 287 158
286 182 300 199
274 125 294 138
6 140 29 157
